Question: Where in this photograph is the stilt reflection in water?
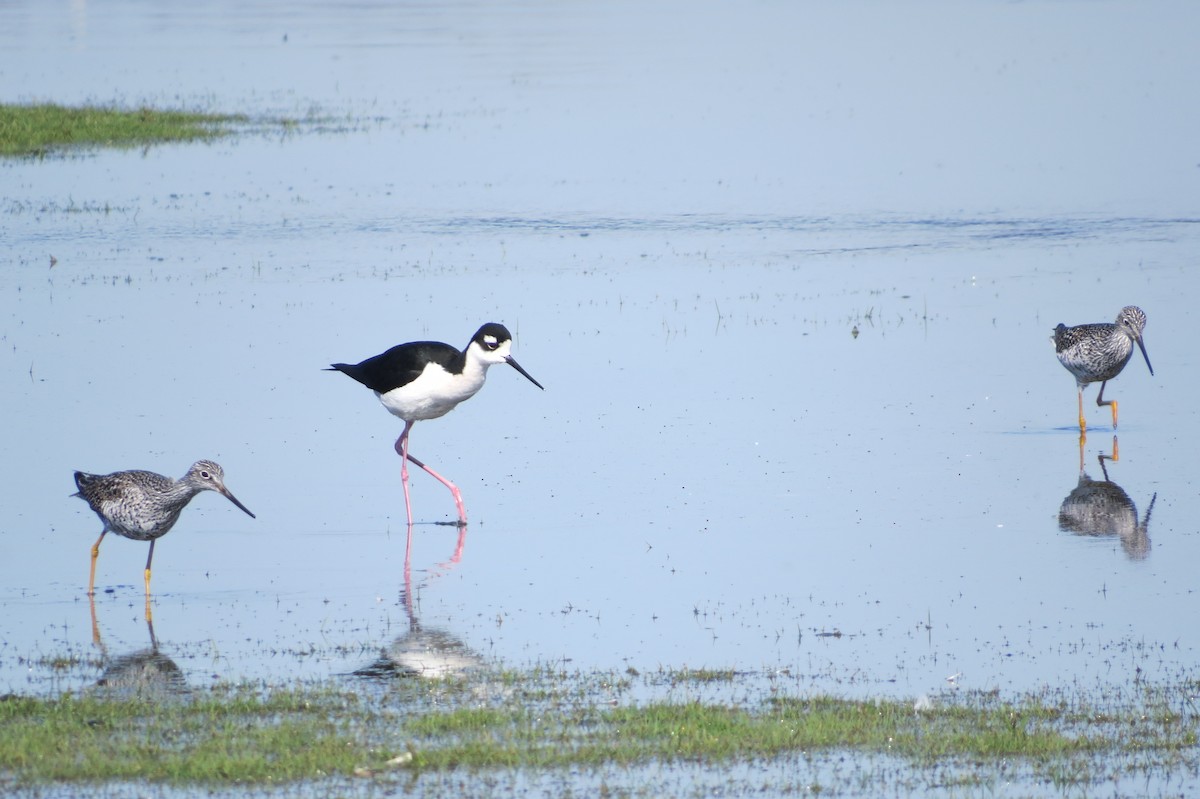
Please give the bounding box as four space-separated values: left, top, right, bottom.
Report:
354 525 481 679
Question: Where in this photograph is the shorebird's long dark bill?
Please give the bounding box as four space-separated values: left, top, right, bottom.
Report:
220 488 256 519
505 356 544 390
1136 336 1153 377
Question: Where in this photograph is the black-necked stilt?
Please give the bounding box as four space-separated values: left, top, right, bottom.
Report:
73 460 256 596
1053 306 1152 432
327 322 543 526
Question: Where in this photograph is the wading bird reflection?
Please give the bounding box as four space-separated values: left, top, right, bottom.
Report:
1058 437 1156 560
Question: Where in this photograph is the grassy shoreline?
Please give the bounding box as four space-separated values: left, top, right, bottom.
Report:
1 667 1196 794
0 103 252 157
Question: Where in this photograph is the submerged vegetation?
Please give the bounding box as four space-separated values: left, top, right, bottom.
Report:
0 103 256 157
0 667 1196 795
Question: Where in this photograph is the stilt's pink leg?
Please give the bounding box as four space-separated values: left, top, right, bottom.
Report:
406 452 468 525
393 419 468 526
394 420 416 528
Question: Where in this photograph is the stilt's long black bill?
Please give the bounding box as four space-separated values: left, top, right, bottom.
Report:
506 356 545 390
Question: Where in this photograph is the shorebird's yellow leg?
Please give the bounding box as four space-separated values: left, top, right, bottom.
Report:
88 531 106 596
1095 380 1118 429
143 540 156 597
1077 387 1087 433
144 555 155 624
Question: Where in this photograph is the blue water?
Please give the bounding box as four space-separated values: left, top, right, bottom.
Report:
1 1 1198 737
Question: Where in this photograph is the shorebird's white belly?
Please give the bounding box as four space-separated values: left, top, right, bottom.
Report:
376 362 487 421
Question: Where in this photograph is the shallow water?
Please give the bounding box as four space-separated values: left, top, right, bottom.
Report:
1 0 1198 775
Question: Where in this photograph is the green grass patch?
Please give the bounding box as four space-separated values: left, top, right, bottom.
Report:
666 666 740 685
0 686 394 783
403 694 1099 768
0 103 250 157
0 671 1196 791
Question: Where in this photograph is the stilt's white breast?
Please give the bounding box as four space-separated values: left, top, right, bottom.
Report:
376 360 487 421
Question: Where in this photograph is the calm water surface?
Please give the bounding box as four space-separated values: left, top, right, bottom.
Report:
1 0 1198 742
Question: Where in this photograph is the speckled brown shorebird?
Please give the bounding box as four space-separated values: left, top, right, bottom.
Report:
73 460 255 596
1053 306 1153 432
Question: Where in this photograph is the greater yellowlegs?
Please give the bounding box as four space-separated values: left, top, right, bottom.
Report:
73 460 255 596
328 323 543 527
1053 306 1153 432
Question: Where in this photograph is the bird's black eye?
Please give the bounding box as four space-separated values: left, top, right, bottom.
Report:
483 336 499 351
201 470 211 479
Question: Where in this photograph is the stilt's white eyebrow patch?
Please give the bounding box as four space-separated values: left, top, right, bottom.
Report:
483 335 498 347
